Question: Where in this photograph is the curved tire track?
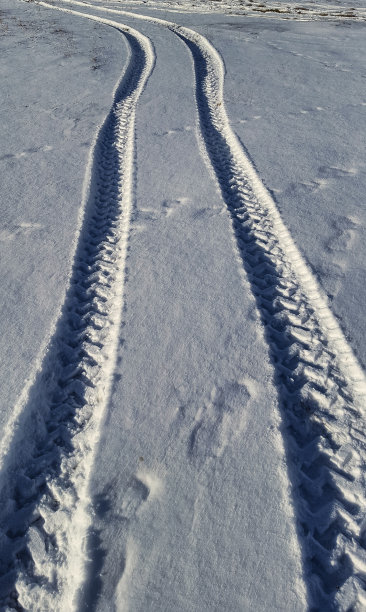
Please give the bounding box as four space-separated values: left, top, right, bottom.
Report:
10 0 366 608
178 28 366 611
0 7 154 610
54 2 366 608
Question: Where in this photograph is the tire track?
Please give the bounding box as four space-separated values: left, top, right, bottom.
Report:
0 8 153 610
178 29 366 611
52 2 366 608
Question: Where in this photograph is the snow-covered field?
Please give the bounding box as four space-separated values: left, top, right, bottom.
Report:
0 0 365 609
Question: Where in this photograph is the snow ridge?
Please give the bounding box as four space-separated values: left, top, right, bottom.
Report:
52 1 366 607
0 10 153 610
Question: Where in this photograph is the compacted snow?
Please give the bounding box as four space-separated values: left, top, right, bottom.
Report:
0 0 365 610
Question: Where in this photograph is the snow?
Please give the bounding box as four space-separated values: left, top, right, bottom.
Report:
0 0 125 448
211 16 366 367
87 0 366 20
77 20 305 608
0 0 366 609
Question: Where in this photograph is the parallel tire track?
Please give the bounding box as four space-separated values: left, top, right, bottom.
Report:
8 0 366 608
0 8 153 610
54 2 366 608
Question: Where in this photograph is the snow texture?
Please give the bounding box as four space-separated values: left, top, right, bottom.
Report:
0 0 365 609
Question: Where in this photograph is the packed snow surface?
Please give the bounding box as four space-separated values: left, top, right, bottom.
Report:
0 0 365 609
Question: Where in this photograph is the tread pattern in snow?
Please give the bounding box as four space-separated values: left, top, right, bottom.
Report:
0 15 153 610
6 0 366 608
63 1 366 600
177 27 366 610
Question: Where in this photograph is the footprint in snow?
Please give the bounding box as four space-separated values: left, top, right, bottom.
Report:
162 197 192 217
0 145 53 162
155 125 193 137
188 381 250 463
121 477 150 520
120 470 162 520
162 198 221 220
326 215 360 253
0 222 43 241
318 165 357 179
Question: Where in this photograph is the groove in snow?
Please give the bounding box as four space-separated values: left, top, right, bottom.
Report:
179 28 366 611
7 0 366 608
0 7 154 610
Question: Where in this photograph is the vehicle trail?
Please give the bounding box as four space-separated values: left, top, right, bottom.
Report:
178 27 366 610
54 1 366 607
0 6 153 610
